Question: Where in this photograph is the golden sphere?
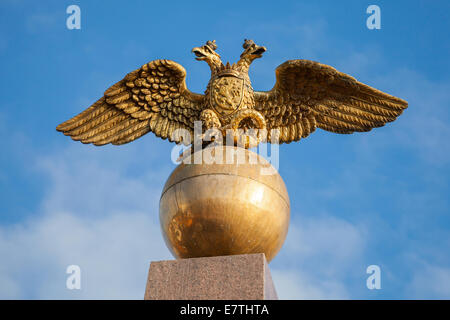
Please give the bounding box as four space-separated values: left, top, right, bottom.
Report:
159 146 290 262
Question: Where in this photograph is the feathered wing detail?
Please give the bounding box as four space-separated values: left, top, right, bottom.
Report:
254 60 408 143
56 60 203 146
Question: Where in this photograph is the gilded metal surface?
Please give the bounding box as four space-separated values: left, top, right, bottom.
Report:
159 146 290 262
210 76 245 116
56 39 408 147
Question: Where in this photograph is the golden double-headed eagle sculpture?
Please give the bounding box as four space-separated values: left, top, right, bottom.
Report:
56 39 408 147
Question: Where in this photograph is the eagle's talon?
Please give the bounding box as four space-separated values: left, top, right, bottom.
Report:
200 109 222 131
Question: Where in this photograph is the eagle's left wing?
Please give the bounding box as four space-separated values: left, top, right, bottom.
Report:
56 60 203 146
254 60 408 143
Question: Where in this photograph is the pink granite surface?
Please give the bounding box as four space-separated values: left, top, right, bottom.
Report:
144 253 278 300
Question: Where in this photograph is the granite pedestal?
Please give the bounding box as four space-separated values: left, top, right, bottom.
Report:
144 253 278 300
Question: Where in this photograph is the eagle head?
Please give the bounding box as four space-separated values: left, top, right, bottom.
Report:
240 39 266 61
191 40 223 70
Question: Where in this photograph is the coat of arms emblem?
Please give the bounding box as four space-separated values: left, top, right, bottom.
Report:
210 76 244 117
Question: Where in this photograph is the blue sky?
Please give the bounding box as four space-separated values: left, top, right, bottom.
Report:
0 0 449 299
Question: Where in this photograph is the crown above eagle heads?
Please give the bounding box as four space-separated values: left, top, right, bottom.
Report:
191 39 267 77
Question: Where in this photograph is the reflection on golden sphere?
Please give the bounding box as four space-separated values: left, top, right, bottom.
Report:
159 146 290 262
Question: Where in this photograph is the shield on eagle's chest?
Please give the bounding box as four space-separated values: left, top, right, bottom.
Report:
210 76 244 116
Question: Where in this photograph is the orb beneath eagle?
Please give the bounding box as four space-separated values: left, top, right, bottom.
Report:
159 146 290 262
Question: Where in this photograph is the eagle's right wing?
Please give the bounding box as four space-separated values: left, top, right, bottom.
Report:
254 60 408 143
56 60 203 146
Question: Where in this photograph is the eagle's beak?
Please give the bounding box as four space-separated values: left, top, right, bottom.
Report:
251 45 266 57
192 47 207 61
240 44 267 59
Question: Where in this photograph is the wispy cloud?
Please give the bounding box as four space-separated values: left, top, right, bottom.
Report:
272 268 350 299
373 69 450 166
0 211 170 299
25 11 59 34
0 142 173 299
407 263 450 299
271 215 366 299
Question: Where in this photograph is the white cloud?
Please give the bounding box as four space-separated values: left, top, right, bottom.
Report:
282 216 365 266
35 145 170 218
407 264 450 299
272 269 350 300
0 143 173 299
271 215 367 299
25 11 58 34
373 69 450 166
0 211 171 299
